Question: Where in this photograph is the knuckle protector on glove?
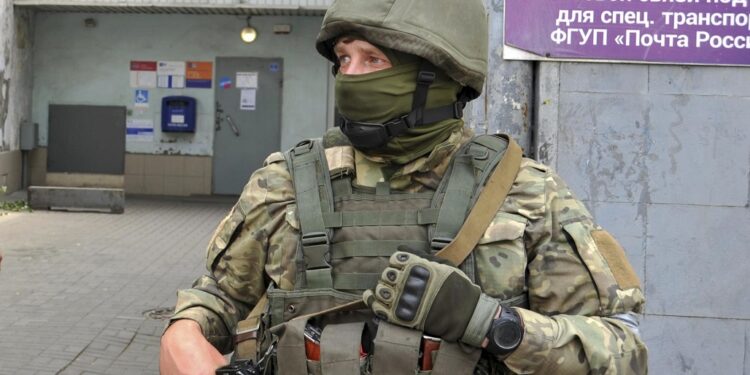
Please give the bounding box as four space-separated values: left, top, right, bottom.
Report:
371 300 390 321
363 289 376 307
376 284 395 303
390 251 411 267
382 267 401 285
395 265 430 322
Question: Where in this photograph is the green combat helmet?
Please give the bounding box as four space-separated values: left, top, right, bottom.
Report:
316 0 489 99
316 0 489 150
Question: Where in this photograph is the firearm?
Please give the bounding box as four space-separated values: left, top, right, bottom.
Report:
216 337 276 375
215 359 261 375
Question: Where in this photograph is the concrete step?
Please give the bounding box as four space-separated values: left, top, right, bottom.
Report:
28 186 125 213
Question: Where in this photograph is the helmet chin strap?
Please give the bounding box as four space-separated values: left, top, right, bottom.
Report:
338 61 467 150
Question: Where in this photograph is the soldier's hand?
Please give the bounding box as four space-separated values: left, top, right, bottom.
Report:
363 251 499 346
160 319 228 375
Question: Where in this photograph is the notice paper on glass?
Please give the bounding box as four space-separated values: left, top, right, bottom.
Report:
237 72 258 89
240 89 256 111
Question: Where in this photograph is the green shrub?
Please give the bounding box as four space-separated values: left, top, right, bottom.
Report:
0 186 31 214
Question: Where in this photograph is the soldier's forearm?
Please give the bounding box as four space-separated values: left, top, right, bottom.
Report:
501 309 647 374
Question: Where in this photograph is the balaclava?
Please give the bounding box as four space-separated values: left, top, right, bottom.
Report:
335 42 464 164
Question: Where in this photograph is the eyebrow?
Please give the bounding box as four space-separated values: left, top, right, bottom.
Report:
333 37 352 54
333 41 385 58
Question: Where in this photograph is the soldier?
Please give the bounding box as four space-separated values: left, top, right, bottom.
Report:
160 0 648 374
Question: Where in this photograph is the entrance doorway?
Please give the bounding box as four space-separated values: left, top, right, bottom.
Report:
213 57 283 195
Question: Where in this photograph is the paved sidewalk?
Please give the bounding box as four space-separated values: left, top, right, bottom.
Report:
0 195 235 374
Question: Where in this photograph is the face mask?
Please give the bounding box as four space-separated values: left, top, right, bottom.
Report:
336 62 421 125
335 58 464 163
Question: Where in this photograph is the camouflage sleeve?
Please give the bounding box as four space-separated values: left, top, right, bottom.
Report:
169 151 300 354
502 161 648 374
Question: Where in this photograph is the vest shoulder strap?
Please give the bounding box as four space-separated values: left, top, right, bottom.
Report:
434 134 523 267
431 134 511 251
284 139 335 289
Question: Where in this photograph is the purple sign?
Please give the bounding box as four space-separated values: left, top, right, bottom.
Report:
504 0 750 66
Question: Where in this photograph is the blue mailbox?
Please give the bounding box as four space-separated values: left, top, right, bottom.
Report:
162 96 197 133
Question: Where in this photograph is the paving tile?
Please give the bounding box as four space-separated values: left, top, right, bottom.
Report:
0 197 233 373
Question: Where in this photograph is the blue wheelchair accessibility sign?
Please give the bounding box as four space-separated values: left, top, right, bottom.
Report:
135 89 149 107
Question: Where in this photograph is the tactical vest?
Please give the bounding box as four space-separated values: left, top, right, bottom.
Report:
256 133 525 375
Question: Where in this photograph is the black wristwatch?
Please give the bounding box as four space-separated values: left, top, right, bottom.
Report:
484 305 523 358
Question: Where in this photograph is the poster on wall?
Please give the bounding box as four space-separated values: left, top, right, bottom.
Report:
134 89 149 108
186 61 213 88
504 0 750 66
157 61 186 88
237 72 258 88
240 89 257 111
129 61 157 88
126 119 154 142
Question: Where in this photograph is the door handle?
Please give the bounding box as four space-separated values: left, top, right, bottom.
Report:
226 115 241 137
215 102 223 131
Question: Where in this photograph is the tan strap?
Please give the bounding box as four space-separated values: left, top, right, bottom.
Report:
435 135 523 267
234 293 269 361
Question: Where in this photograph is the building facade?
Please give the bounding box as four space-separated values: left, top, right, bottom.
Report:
1 0 748 373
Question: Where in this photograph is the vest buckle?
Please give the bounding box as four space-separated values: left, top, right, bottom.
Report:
292 140 315 156
430 237 453 251
301 231 329 247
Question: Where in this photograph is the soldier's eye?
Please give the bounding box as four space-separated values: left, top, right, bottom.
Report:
337 55 351 66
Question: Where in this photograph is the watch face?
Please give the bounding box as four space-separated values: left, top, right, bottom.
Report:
492 320 522 349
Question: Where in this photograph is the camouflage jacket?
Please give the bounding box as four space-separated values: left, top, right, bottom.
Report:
171 128 648 374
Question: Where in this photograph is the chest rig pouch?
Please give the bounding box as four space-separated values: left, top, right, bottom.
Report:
254 133 525 375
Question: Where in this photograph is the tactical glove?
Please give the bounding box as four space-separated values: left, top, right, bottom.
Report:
363 251 500 347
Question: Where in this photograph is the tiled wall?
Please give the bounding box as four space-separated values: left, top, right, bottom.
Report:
125 154 212 196
0 150 21 192
29 147 46 186
26 149 213 196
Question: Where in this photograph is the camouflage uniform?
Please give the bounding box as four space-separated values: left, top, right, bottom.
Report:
171 126 648 374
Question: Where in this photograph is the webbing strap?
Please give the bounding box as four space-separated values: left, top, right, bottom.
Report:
307 269 335 290
332 272 381 291
234 293 269 361
371 322 422 375
322 208 439 228
411 62 436 125
288 140 335 289
375 181 390 196
435 135 523 267
501 292 529 309
331 177 353 197
430 341 482 375
320 322 365 374
339 102 463 145
432 154 475 250
331 240 426 259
